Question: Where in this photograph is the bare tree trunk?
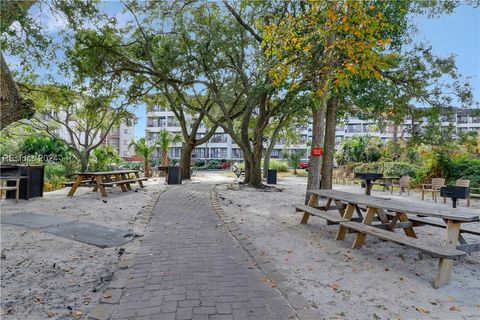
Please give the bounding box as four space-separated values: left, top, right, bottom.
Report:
320 96 338 190
305 101 326 203
0 52 35 129
243 156 251 184
180 142 195 179
79 153 89 172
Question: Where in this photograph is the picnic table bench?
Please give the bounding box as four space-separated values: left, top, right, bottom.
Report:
295 189 480 288
67 170 147 197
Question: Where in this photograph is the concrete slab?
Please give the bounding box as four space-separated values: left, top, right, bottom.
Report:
1 213 136 248
1 213 74 228
42 221 136 248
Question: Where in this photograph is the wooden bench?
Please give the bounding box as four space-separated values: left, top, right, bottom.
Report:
101 177 148 188
64 179 93 187
294 204 348 224
340 221 468 259
398 215 480 236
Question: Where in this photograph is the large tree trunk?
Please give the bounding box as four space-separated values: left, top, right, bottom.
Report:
305 101 326 203
243 156 251 184
180 142 195 179
0 52 35 129
248 138 263 188
320 96 338 190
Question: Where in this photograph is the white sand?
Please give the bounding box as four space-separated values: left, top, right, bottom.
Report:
216 175 480 320
0 179 166 319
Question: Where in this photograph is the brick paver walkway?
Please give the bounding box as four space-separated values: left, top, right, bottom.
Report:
110 184 296 320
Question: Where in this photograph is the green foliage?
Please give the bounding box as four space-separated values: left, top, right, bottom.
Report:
269 160 288 172
448 158 480 188
89 146 121 171
157 130 182 153
44 162 68 192
336 136 382 165
128 138 155 161
21 135 70 158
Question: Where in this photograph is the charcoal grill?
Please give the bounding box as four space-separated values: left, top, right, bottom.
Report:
440 186 469 208
354 172 383 195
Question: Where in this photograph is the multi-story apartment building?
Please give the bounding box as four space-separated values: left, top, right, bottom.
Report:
146 107 480 161
103 117 137 159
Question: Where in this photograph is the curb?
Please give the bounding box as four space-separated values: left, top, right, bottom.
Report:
88 186 171 320
210 184 322 320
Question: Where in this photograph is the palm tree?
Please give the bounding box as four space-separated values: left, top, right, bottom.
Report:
128 138 155 177
157 129 182 167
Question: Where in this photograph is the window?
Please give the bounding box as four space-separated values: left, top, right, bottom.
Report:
457 115 468 124
210 148 227 158
271 149 281 158
168 147 181 158
300 135 308 144
210 133 227 143
123 151 130 156
471 116 480 123
124 140 128 145
192 147 206 159
167 117 180 127
232 148 243 159
346 124 362 133
124 129 129 134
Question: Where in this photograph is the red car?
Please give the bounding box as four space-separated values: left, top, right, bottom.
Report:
298 161 309 169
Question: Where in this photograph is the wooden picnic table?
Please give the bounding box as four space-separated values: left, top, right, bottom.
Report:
296 189 480 288
67 170 147 197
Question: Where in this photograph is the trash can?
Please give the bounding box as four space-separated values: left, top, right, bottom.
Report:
166 166 182 185
267 169 277 184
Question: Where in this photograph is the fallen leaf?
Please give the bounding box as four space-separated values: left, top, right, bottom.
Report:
429 301 437 305
306 266 313 272
384 268 389 272
447 296 456 302
449 306 460 312
103 293 112 299
73 311 83 319
415 306 430 314
327 283 340 291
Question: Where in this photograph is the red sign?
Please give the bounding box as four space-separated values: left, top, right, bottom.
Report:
311 148 323 156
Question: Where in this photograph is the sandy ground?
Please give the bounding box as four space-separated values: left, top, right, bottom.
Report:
0 179 166 320
216 174 480 320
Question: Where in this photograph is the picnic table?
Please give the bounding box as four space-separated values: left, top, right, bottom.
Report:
67 170 147 197
295 189 480 288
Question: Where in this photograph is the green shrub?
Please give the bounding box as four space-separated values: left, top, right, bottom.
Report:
269 160 288 172
44 175 67 192
383 162 419 178
448 158 480 188
45 163 67 180
352 161 419 179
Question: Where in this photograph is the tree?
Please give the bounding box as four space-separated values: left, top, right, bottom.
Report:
20 85 134 171
285 150 303 175
157 129 182 168
0 0 99 129
129 138 155 177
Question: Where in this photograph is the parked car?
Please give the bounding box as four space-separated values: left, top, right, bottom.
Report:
298 161 309 169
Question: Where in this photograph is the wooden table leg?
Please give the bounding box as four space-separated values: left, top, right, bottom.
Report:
115 174 128 192
301 193 319 224
336 203 356 240
352 207 378 248
94 175 108 197
67 175 84 197
434 220 461 288
122 173 132 191
134 171 144 188
398 212 417 238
